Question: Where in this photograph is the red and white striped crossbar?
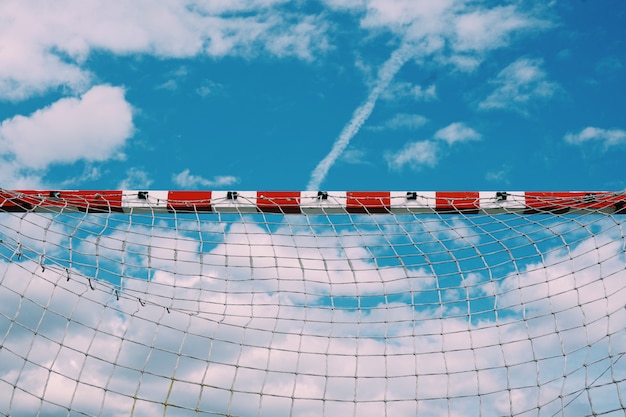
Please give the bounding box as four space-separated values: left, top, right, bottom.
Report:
1 190 625 214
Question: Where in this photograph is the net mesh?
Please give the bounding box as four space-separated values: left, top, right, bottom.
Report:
0 191 625 416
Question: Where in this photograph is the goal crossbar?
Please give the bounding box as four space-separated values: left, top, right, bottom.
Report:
2 189 625 214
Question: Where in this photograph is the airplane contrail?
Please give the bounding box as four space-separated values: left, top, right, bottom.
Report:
306 41 415 191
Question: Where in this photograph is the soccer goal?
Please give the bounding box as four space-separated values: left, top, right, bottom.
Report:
1 189 625 417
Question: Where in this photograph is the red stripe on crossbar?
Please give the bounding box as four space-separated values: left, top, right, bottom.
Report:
346 192 390 213
436 192 480 212
525 192 626 213
0 190 123 212
257 191 301 213
167 191 213 212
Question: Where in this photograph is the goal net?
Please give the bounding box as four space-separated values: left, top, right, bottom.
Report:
1 189 625 417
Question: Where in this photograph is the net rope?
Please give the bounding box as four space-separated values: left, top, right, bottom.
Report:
0 191 625 416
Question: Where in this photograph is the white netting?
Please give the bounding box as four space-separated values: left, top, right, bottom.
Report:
0 192 625 416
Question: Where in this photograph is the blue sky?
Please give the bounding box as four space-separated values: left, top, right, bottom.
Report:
1 1 625 192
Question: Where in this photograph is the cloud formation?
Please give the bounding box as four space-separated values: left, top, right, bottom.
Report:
434 122 481 145
385 140 440 170
381 82 437 102
369 113 429 131
118 167 154 189
172 170 239 188
0 0 552 190
0 0 333 188
479 58 559 113
307 41 416 191
0 0 330 101
564 127 626 149
0 85 133 170
307 0 546 189
358 2 544 57
385 121 480 171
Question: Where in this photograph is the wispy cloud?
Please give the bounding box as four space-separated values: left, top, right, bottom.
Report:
564 127 626 149
595 56 623 76
156 79 179 91
478 58 559 113
385 121 480 171
340 147 371 165
60 165 103 188
381 82 437 102
385 140 439 170
196 80 225 98
322 0 365 11
485 165 511 184
118 167 153 189
434 122 481 145
307 41 416 190
172 169 239 188
369 113 428 131
156 66 189 91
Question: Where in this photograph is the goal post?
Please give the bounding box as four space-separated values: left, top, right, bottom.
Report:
2 189 626 214
0 189 625 417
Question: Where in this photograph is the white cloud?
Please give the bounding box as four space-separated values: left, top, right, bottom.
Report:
360 0 456 36
307 41 415 190
321 0 366 11
384 122 479 171
0 0 548 123
307 1 547 189
340 147 370 165
0 165 46 189
564 127 626 149
478 58 559 113
59 165 103 188
0 0 330 100
485 166 511 184
442 54 482 72
156 79 179 92
0 85 133 170
0 45 91 101
172 169 239 188
370 113 428 131
452 6 539 52
185 0 290 15
385 140 439 170
434 122 481 144
263 14 330 61
359 0 545 63
195 80 225 98
381 82 437 102
118 167 153 189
